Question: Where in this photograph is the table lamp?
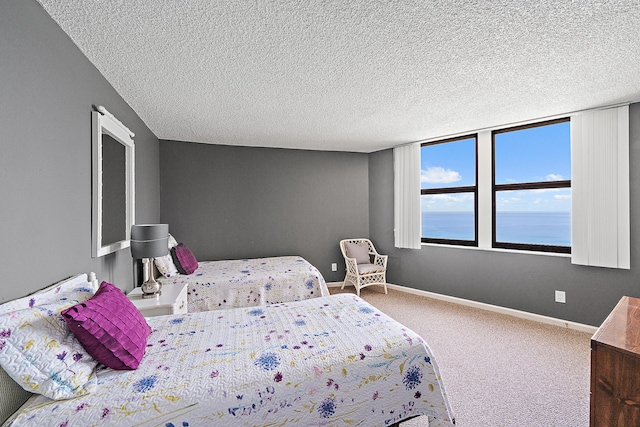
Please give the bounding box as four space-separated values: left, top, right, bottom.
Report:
131 224 169 298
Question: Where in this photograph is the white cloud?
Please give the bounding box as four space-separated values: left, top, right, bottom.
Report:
421 193 473 212
498 197 522 204
546 173 564 181
531 188 564 194
554 194 571 200
428 194 468 202
421 167 461 184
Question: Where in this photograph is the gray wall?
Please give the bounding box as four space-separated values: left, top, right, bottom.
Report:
159 141 369 282
369 103 640 327
0 0 160 302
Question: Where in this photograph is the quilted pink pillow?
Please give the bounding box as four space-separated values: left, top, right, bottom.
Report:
61 282 151 370
171 243 198 275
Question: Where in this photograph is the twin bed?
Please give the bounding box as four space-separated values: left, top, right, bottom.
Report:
159 256 329 312
0 260 454 426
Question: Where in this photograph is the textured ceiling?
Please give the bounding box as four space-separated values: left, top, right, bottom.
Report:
38 1 640 153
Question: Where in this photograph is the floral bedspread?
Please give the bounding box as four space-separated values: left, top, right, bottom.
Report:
6 294 454 427
159 256 329 312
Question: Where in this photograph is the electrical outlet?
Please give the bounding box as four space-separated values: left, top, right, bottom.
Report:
555 290 566 304
331 263 337 272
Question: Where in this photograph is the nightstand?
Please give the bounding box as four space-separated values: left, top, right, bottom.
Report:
127 283 188 317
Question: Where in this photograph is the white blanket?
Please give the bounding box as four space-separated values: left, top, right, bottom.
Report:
160 256 329 311
7 294 454 426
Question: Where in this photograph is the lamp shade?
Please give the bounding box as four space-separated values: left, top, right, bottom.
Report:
130 224 169 259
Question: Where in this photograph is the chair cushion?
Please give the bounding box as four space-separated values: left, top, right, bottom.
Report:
357 263 385 274
345 242 370 264
61 282 151 370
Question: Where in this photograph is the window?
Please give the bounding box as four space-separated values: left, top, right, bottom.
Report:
421 135 477 246
418 118 572 254
492 118 571 253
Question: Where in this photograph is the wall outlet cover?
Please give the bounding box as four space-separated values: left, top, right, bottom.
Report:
331 263 337 271
555 290 566 304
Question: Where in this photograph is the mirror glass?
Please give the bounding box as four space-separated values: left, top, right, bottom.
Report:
101 133 127 245
92 108 135 257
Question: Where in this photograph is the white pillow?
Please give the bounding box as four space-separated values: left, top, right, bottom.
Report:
0 277 99 400
345 242 370 265
168 233 178 248
154 233 180 277
0 274 98 314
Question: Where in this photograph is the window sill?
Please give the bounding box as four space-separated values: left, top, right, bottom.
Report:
420 242 571 258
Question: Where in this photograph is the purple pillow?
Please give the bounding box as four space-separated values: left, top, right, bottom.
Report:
171 243 198 275
61 282 151 370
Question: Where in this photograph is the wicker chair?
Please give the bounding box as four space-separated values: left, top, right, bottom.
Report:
339 238 388 296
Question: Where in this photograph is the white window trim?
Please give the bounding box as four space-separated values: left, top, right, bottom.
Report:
477 130 493 249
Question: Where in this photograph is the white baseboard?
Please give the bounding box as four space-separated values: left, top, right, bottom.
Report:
327 281 597 334
326 281 345 288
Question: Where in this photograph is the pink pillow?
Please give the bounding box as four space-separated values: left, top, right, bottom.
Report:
171 243 198 275
61 282 151 370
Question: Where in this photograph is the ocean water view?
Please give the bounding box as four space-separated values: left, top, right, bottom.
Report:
423 211 571 246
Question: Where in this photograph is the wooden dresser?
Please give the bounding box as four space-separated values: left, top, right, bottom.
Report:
591 296 640 427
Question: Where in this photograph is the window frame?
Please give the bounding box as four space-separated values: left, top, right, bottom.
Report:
421 134 479 247
491 118 571 254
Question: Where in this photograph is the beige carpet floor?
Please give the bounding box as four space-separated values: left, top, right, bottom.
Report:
329 285 591 427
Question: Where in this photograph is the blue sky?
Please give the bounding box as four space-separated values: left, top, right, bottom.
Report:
421 121 571 212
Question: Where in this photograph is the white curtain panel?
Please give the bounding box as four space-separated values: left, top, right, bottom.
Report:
393 143 421 249
571 105 630 269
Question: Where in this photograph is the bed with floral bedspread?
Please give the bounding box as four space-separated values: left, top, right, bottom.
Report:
5 293 454 427
159 256 329 312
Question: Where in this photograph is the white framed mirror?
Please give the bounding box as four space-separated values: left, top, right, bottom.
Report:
92 106 135 257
